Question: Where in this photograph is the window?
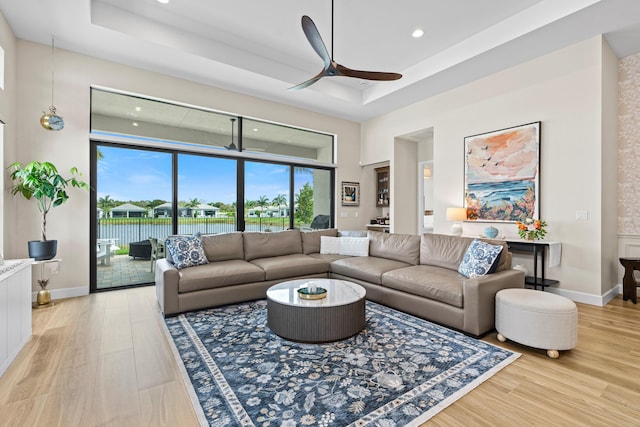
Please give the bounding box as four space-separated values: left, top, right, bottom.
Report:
294 168 332 229
90 89 335 166
90 88 337 291
177 154 237 235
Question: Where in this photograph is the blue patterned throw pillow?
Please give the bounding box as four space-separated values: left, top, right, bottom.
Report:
165 233 209 269
458 239 503 278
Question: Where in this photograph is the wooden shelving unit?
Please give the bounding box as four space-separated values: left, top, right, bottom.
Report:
375 166 390 207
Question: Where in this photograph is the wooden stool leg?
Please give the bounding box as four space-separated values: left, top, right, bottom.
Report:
620 258 639 304
547 350 559 359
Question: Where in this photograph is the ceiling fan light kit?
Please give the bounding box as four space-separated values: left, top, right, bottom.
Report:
290 1 402 90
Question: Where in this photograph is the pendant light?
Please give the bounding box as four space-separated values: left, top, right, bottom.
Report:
40 36 64 131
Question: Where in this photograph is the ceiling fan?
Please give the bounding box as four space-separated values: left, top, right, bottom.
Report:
225 118 237 150
289 1 402 90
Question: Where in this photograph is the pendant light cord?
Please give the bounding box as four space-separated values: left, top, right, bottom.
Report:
50 36 55 112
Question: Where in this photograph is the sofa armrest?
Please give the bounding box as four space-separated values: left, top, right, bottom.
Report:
155 258 180 316
462 269 525 336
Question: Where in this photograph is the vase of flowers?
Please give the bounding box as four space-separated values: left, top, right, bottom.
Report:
516 218 547 240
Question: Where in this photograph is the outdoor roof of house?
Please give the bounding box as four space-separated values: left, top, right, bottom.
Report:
110 203 147 212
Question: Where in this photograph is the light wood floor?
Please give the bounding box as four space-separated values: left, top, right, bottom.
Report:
1 287 638 427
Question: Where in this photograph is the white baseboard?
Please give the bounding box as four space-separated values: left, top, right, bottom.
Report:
545 284 622 307
31 286 89 302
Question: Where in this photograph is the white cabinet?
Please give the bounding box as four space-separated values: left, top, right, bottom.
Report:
0 259 33 377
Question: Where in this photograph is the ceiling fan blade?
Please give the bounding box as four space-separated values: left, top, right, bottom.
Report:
288 70 325 91
301 15 331 68
336 64 402 81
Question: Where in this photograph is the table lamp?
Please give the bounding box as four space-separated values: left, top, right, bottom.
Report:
446 207 467 236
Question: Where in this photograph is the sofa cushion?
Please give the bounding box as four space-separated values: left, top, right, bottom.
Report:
458 239 503 278
420 233 474 270
420 233 511 272
243 229 303 261
250 254 330 281
368 231 420 265
479 238 511 272
338 237 369 256
301 228 339 254
178 260 265 293
307 253 352 263
382 265 465 308
330 256 411 285
320 236 340 254
201 232 244 262
164 234 209 269
338 230 368 237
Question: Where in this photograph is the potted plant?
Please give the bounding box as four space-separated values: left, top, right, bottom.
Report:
9 160 89 260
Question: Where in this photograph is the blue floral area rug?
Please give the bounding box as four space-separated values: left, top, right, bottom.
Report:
164 300 519 427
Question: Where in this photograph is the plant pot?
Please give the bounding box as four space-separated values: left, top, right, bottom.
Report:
28 240 57 261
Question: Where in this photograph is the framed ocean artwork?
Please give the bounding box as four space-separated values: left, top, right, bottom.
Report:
464 121 540 222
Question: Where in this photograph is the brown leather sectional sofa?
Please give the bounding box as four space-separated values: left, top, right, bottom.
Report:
155 229 524 336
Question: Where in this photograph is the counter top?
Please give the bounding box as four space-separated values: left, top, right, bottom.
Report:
0 259 33 282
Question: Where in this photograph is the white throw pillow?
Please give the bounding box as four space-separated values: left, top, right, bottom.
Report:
339 236 369 256
320 236 340 254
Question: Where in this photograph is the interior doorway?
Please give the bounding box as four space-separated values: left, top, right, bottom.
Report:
396 127 434 235
419 161 434 234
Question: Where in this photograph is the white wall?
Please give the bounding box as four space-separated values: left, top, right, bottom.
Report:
600 39 619 296
362 36 616 301
5 38 362 294
0 13 17 257
392 138 417 234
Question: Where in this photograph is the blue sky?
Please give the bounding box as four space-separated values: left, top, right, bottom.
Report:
97 146 313 204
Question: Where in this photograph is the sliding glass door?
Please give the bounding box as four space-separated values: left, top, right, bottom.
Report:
92 143 335 291
177 154 238 235
294 168 333 229
94 145 172 290
244 161 290 232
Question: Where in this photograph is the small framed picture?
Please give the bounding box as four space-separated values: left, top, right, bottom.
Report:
341 182 360 206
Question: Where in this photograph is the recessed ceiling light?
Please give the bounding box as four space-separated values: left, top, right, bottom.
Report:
132 122 139 127
157 0 170 4
412 28 424 38
135 106 141 112
253 128 259 132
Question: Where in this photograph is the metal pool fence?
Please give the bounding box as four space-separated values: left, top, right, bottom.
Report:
97 217 290 247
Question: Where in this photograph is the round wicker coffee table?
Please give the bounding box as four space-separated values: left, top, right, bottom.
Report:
266 279 366 343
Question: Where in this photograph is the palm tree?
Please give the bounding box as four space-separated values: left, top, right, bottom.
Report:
186 197 201 218
272 194 287 207
257 195 269 215
256 195 270 229
98 195 112 217
186 197 201 208
272 194 288 221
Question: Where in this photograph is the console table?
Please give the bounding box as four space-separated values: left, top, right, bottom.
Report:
505 240 561 290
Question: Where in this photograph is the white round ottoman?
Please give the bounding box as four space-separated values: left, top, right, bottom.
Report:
495 289 577 358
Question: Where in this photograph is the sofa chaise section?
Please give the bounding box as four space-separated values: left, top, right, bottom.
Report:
362 232 523 336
